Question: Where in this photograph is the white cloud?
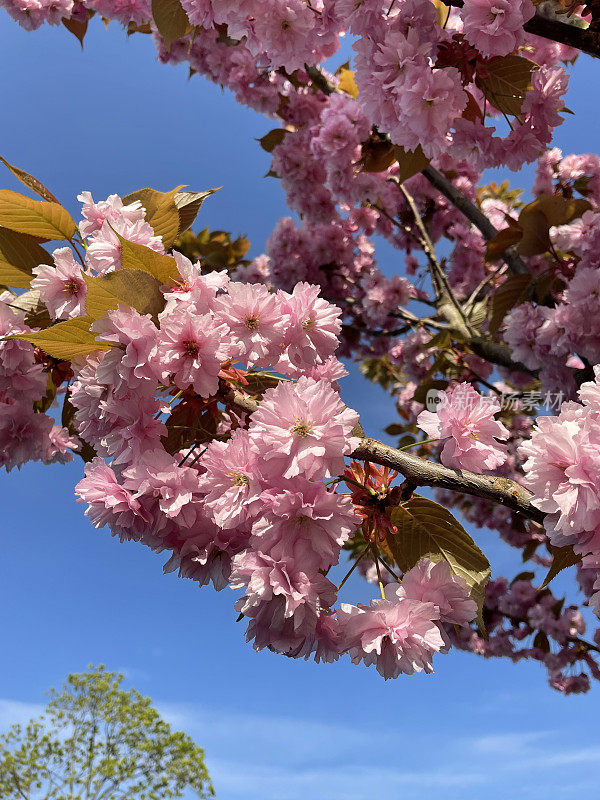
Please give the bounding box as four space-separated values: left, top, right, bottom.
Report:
0 699 44 730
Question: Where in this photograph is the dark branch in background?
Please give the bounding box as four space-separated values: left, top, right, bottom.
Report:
225 389 545 524
440 1 600 60
422 165 530 276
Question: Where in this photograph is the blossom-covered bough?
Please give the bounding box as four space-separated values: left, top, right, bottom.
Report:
2 0 600 692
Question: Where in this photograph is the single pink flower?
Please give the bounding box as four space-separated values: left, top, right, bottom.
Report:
417 382 509 471
249 376 360 480
31 247 87 320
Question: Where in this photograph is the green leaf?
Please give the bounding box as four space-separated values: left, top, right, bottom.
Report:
476 55 537 117
0 156 59 202
115 233 180 285
465 298 488 330
151 0 191 48
489 273 532 336
84 269 164 322
539 545 583 590
7 316 110 360
388 495 491 630
174 189 219 235
0 190 76 240
122 186 184 249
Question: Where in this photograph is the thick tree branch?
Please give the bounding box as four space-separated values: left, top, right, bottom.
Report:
422 165 530 276
225 389 545 524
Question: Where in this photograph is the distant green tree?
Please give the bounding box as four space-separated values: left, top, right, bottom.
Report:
0 666 214 800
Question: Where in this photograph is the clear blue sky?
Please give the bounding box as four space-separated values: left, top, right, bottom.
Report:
0 16 598 800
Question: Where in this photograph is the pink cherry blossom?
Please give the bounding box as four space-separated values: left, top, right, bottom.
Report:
198 428 264 529
417 383 509 471
251 477 359 572
249 376 360 480
339 595 446 679
31 247 87 320
279 283 342 369
214 281 286 367
75 457 151 533
394 559 478 626
462 0 535 58
157 309 230 397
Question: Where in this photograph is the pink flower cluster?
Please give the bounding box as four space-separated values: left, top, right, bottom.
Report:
340 559 476 679
0 299 77 470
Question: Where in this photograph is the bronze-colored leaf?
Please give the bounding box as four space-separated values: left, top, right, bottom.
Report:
523 194 592 228
0 156 59 203
533 630 550 653
0 227 53 270
476 55 537 117
84 269 164 322
122 186 184 249
0 190 76 240
0 262 33 289
338 68 359 98
489 273 532 335
388 495 491 630
151 0 191 48
361 140 397 173
243 372 281 398
394 144 430 183
257 129 288 153
539 545 583 590
485 225 523 261
7 315 110 360
161 398 218 454
62 15 89 48
115 233 180 285
8 288 51 328
517 208 550 257
174 188 219 235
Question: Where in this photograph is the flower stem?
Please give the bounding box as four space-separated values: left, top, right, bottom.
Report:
337 544 370 592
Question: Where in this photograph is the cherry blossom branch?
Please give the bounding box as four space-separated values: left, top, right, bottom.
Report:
224 389 545 524
422 165 530 276
398 184 476 336
440 1 600 60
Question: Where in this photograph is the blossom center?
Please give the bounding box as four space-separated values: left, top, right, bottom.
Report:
63 279 81 295
388 625 407 644
183 340 199 357
290 419 313 438
229 471 249 487
302 315 315 329
245 315 260 330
